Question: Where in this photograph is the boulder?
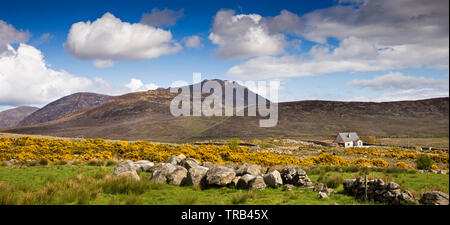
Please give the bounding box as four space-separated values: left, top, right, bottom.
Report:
167 166 188 185
184 166 209 187
296 168 307 176
134 160 154 172
230 176 241 188
149 163 176 174
318 192 329 199
151 170 168 184
313 183 328 193
150 163 177 184
420 191 449 205
202 161 214 169
166 154 186 165
236 163 263 176
263 170 283 188
113 160 138 175
166 156 178 165
237 174 256 189
116 170 140 181
206 166 236 186
280 166 297 183
387 182 400 190
249 176 266 190
181 158 200 170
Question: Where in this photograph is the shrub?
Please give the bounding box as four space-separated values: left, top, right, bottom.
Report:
39 159 49 166
317 173 343 189
106 160 118 167
228 139 239 151
415 154 433 170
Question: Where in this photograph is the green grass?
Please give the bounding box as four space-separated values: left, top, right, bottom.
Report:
0 164 448 205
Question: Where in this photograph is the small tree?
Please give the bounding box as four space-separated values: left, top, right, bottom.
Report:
415 154 433 170
228 139 239 150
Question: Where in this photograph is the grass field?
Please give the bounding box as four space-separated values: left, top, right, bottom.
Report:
1 163 448 205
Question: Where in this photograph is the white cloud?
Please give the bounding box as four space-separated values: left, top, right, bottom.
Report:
0 44 92 106
348 72 449 91
346 72 449 101
376 88 449 102
93 59 115 68
34 33 54 45
225 0 449 79
125 78 158 92
183 35 202 48
65 12 182 68
209 10 287 59
0 20 29 54
140 8 184 27
0 43 161 107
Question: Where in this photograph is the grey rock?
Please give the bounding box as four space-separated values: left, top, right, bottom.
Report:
387 182 400 190
116 170 140 181
230 176 241 188
134 160 154 172
237 174 256 189
150 163 177 184
206 166 236 186
149 163 176 174
202 161 215 169
318 192 329 199
263 170 283 188
166 154 186 165
113 160 138 175
420 191 449 205
184 166 209 187
249 176 266 190
313 183 328 193
236 163 263 176
181 158 201 170
167 166 188 185
151 170 168 183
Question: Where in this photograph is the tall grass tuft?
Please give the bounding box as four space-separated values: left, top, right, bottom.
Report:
231 191 248 204
100 176 151 195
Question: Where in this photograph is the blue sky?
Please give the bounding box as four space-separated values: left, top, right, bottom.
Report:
0 0 448 110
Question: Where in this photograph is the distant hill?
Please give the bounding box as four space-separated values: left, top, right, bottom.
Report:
17 92 114 127
0 106 39 128
3 81 448 141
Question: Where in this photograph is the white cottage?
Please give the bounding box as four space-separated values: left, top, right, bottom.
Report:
334 132 363 148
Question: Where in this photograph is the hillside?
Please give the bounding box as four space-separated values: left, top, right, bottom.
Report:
17 92 114 127
2 84 448 141
0 106 39 128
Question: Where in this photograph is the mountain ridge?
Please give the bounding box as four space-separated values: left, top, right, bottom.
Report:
0 106 40 128
2 85 447 141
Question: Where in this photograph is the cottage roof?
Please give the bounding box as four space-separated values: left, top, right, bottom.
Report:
334 132 360 142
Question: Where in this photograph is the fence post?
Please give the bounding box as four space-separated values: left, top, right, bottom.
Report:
364 175 368 200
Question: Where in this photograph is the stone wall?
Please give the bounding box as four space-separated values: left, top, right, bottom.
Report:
342 177 417 205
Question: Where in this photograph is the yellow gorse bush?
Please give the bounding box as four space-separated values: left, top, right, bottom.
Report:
345 147 448 164
0 137 429 169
